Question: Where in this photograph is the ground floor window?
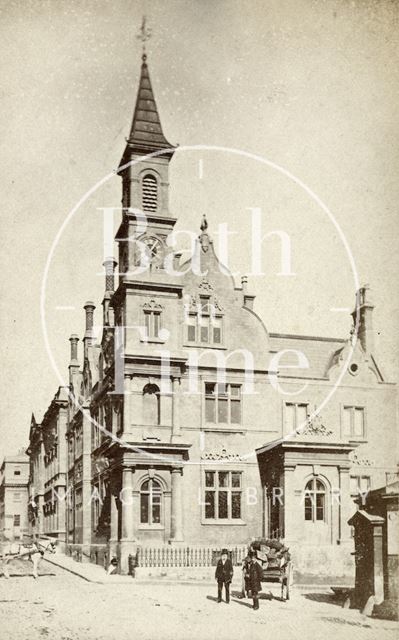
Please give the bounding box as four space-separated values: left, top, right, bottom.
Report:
304 478 326 522
140 478 162 525
204 470 242 520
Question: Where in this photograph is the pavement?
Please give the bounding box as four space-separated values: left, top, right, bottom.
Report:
0 559 397 640
44 551 354 589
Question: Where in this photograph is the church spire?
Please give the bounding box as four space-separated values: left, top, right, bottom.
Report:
117 24 176 221
124 53 174 154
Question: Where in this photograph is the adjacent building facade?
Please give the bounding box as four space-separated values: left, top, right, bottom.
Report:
0 453 29 540
26 53 398 575
27 388 69 539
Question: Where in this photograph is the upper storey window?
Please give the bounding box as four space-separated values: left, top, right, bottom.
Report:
284 403 308 433
142 174 158 212
143 301 162 339
342 406 365 438
186 296 223 346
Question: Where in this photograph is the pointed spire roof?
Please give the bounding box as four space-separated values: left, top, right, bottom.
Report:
124 54 174 156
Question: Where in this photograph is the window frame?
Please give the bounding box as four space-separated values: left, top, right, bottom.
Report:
304 477 327 523
139 478 164 528
142 301 164 343
284 402 309 433
142 383 161 426
341 405 366 440
204 382 242 427
202 469 245 524
185 297 224 347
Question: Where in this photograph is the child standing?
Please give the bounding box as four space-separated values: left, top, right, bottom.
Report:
215 548 234 604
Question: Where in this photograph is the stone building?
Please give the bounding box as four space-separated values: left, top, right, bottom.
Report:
27 388 69 539
0 453 29 540
28 53 398 575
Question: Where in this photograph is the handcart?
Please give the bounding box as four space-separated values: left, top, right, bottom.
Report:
241 538 293 601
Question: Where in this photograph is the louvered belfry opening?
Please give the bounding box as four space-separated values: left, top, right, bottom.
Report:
142 174 158 212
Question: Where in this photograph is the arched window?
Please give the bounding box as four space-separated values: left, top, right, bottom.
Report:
142 383 160 425
142 174 158 212
140 478 162 525
304 478 326 522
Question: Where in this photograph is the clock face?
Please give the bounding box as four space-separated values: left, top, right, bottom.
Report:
140 235 164 266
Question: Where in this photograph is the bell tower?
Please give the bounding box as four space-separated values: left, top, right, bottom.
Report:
116 49 177 279
118 52 176 217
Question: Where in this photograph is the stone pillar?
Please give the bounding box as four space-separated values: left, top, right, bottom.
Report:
170 467 184 542
119 467 136 574
109 493 118 543
108 490 119 560
262 484 269 538
123 376 132 437
171 377 181 441
339 466 353 544
283 465 296 544
120 467 134 541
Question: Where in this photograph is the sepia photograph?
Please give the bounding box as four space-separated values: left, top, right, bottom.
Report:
0 1 398 639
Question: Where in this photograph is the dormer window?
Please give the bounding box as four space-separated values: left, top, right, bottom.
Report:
142 174 158 212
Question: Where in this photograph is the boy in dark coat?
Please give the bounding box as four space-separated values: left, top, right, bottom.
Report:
215 548 234 603
247 551 263 610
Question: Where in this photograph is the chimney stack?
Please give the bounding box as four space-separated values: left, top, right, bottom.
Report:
69 334 79 364
68 334 80 387
103 257 117 293
351 284 375 355
83 301 96 358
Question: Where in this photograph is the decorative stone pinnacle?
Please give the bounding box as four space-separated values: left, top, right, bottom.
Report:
200 214 208 233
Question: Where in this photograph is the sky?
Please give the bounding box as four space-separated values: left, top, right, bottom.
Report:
0 0 398 459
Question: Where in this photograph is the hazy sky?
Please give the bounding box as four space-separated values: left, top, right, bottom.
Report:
1 0 398 459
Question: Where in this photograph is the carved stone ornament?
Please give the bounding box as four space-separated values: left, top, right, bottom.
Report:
299 414 333 437
349 452 375 467
201 446 242 462
198 278 213 292
143 299 163 312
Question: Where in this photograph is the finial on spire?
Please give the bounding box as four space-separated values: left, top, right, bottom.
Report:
137 16 152 61
200 214 208 233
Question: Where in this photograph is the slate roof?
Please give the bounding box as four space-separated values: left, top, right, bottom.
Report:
268 332 346 379
124 55 174 155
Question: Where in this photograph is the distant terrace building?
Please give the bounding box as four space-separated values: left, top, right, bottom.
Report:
27 388 69 539
0 453 29 540
26 53 398 576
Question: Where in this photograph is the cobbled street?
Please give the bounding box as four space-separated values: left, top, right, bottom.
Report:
0 560 397 640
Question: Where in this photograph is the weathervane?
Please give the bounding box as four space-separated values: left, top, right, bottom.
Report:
136 16 152 60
